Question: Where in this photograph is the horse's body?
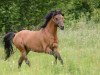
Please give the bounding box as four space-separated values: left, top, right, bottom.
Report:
14 30 45 52
3 10 64 68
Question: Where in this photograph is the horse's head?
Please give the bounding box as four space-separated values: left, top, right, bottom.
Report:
52 10 64 30
41 10 64 30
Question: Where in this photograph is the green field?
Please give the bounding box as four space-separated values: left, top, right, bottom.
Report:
0 22 100 75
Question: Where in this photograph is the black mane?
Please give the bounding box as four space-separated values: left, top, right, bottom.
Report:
41 10 63 28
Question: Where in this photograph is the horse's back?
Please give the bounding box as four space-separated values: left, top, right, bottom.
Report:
13 30 30 40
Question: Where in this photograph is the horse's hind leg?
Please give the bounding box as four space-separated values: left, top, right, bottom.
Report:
54 55 57 64
24 50 30 67
18 50 30 68
18 56 24 68
17 45 30 68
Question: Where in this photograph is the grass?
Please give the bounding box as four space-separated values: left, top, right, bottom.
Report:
0 22 100 75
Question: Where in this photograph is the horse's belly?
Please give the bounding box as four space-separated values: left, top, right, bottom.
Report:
26 41 44 52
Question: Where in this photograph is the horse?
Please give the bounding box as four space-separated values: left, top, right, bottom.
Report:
3 10 64 68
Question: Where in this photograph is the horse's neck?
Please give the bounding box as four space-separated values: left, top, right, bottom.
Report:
45 20 57 36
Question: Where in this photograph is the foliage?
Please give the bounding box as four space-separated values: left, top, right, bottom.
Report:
0 0 100 32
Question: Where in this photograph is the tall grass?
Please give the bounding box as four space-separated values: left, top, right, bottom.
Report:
0 21 100 75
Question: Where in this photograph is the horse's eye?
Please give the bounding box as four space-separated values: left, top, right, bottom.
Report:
55 18 58 20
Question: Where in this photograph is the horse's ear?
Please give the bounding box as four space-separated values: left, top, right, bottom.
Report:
62 13 64 16
58 10 64 16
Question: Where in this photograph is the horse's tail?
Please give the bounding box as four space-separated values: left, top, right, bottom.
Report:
3 32 15 60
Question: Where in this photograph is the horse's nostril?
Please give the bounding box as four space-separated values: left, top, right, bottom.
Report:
61 26 64 30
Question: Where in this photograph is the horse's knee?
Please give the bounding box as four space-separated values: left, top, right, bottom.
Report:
45 47 53 55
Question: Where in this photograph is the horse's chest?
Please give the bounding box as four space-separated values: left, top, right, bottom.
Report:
44 32 58 49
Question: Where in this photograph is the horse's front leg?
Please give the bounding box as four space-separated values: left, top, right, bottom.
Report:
45 47 53 55
53 48 63 65
45 47 63 65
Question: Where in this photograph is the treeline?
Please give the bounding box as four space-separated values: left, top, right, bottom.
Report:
0 0 100 33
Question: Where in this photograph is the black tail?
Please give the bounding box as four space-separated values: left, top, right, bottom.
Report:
3 32 15 60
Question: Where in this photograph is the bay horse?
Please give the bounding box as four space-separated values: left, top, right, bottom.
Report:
3 10 64 68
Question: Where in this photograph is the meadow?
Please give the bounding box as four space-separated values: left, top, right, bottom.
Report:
0 21 100 75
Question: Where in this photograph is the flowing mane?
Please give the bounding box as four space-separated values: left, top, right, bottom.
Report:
41 10 63 28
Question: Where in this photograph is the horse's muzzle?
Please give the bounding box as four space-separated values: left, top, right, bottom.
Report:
60 26 64 30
